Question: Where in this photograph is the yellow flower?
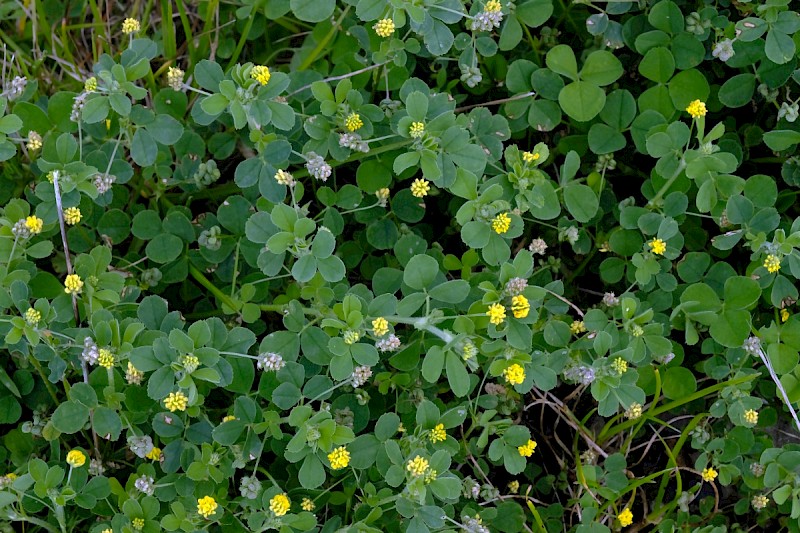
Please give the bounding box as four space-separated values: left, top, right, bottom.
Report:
744 409 758 425
64 207 82 225
752 494 769 510
764 254 781 273
121 18 140 34
625 403 643 420
251 65 271 86
618 507 633 527
486 303 506 325
275 169 294 186
517 439 537 457
410 178 430 198
301 497 315 511
409 122 425 138
146 447 162 461
27 131 42 151
570 320 586 335
164 391 189 412
503 363 525 385
701 467 718 482
372 317 389 337
345 113 363 132
222 415 236 423
429 423 446 443
685 99 707 118
781 309 790 322
97 348 115 368
373 18 396 37
269 493 291 517
648 238 666 255
522 151 540 163
406 455 429 476
508 480 519 493
132 518 144 530
485 0 502 12
376 188 390 202
343 330 360 345
612 357 628 374
84 77 98 92
24 308 41 326
25 215 43 234
511 295 530 319
64 274 84 295
66 450 86 467
327 446 350 469
197 495 218 519
167 67 185 91
491 212 511 234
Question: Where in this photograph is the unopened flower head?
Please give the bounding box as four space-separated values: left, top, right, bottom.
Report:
744 409 758 425
517 439 536 457
66 450 86 467
8 76 27 98
166 67 184 90
625 402 643 420
327 446 350 469
64 207 82 225
505 277 528 295
603 292 619 306
121 18 140 34
752 494 769 510
612 357 628 374
257 352 285 372
491 212 511 234
84 77 98 92
197 495 218 519
764 254 781 273
338 132 369 152
128 435 154 458
781 308 790 322
345 113 363 132
409 121 425 138
529 238 548 255
132 518 144 530
251 65 271 86
406 455 429 476
570 320 586 335
269 493 290 516
135 475 155 496
97 348 115 368
649 238 666 255
564 364 595 385
25 215 43 234
164 391 189 412
743 336 762 356
462 341 478 360
305 152 331 181
686 99 707 118
376 188 391 205
508 480 519 493
486 303 506 325
373 18 395 38
222 415 236 422
701 467 718 482
301 497 315 511
64 274 84 295
511 295 530 319
94 173 116 194
376 334 401 352
27 131 42 152
503 363 525 385
410 178 430 198
182 354 200 373
240 476 261 499
618 508 633 527
24 308 41 326
275 169 294 186
351 365 373 388
343 330 360 345
126 362 144 385
372 317 389 337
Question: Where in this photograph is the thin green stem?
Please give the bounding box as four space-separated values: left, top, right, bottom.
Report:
188 264 239 313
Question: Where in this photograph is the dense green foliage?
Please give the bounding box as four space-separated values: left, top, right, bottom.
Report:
2 0 800 531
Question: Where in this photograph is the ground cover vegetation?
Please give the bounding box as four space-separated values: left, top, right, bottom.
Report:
1 0 800 531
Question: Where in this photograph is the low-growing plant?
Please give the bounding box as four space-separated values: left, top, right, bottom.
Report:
1 0 800 532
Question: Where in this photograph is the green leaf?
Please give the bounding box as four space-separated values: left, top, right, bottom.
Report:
403 254 439 290
661 367 696 400
580 50 623 86
51 400 89 434
638 47 675 83
445 352 470 397
648 0 683 34
273 382 302 409
559 81 605 122
130 128 157 166
546 45 578 81
291 0 335 22
516 0 554 28
299 454 326 488
588 123 626 154
718 74 756 108
429 280 470 303
765 29 796 65
200 94 229 116
145 233 184 264
563 183 599 223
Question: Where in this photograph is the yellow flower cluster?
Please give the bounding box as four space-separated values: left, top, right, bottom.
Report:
485 0 502 12
517 439 537 457
522 151 540 163
146 447 162 461
410 178 430 198
85 77 98 92
491 212 511 234
618 508 633 527
197 495 218 518
345 113 363 132
511 295 529 318
25 215 43 234
486 302 506 325
66 449 86 467
685 99 707 118
97 348 115 368
64 274 83 295
166 67 184 90
269 493 291 516
343 329 360 345
327 446 350 469
222 415 236 423
649 238 666 255
744 409 758 425
503 363 525 385
24 308 41 326
701 467 718 482
781 309 790 322
625 403 643 420
764 254 781 273
429 423 446 443
275 169 294 186
132 518 144 530
372 317 389 336
301 497 315 511
251 65 271 86
373 18 395 37
64 207 82 225
122 18 140 34
570 320 586 335
409 122 425 138
508 480 519 493
612 357 628 374
407 455 429 476
164 391 189 412
27 132 42 151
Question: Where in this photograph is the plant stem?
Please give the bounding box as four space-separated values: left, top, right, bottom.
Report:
647 157 686 208
188 264 240 313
